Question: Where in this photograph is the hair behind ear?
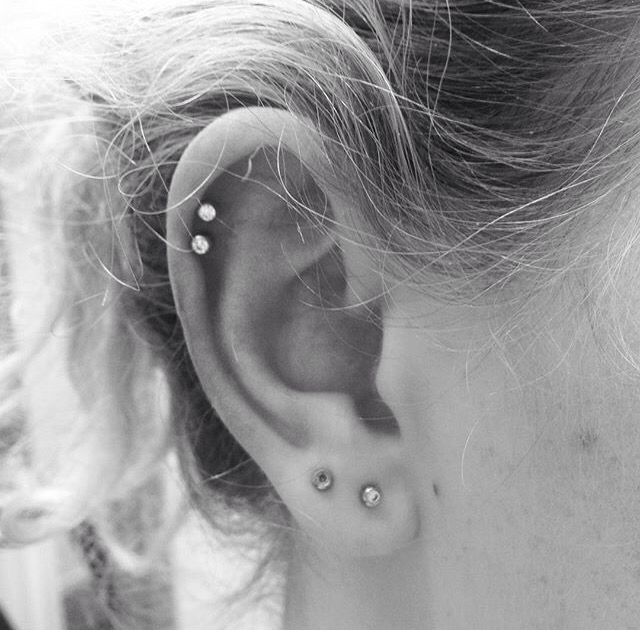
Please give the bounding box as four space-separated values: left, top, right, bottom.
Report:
3 0 639 558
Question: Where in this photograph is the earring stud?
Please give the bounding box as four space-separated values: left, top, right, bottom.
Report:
361 484 382 508
197 202 217 222
191 234 211 255
311 468 333 492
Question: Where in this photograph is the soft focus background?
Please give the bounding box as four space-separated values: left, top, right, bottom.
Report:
1 5 72 628
0 1 279 628
2 4 103 626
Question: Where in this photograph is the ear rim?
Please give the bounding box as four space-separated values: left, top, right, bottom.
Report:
166 107 329 222
165 106 420 557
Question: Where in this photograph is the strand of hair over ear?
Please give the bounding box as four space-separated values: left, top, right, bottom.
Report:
4 0 640 604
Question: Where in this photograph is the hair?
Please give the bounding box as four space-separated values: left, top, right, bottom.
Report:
4 0 640 620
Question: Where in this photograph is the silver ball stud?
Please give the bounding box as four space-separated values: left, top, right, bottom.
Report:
197 203 217 222
361 484 382 508
311 468 333 492
191 234 211 255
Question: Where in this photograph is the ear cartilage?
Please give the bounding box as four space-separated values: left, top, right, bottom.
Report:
197 202 217 222
191 234 211 255
311 468 333 492
361 484 382 508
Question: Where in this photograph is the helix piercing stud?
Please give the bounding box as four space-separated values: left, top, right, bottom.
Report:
191 234 211 255
361 484 382 508
197 202 217 222
311 468 333 492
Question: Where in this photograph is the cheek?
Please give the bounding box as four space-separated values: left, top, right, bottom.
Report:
377 295 538 498
379 294 640 543
378 288 640 623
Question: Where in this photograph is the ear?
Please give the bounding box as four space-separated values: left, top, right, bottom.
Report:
165 107 419 557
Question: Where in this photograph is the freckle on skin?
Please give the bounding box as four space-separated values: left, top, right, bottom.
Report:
578 427 598 451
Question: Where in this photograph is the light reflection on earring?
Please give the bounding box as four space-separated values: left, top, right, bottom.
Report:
191 234 211 255
311 468 333 492
197 202 217 222
360 484 382 508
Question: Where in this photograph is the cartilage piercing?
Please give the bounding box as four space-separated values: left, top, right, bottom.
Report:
197 202 217 222
191 234 211 255
360 484 382 508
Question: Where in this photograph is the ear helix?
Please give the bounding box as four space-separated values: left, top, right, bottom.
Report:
191 203 404 555
191 203 387 513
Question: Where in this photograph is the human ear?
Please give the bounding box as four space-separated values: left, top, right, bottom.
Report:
165 107 419 557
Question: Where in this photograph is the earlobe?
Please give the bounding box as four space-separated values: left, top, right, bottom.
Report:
165 107 420 556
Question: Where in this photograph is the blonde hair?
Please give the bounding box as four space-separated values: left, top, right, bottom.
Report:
3 0 640 609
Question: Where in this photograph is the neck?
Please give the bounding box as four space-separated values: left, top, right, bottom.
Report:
282 535 430 630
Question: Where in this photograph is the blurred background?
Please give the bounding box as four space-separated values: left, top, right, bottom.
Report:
1 5 94 628
0 1 280 628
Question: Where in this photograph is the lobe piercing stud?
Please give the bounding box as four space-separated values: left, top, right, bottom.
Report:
311 468 333 492
361 484 382 508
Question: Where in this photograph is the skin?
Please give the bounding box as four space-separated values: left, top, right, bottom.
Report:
165 107 640 629
284 291 640 629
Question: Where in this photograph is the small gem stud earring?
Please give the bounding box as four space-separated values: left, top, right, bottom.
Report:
197 202 217 222
361 484 382 508
191 234 211 255
311 468 333 492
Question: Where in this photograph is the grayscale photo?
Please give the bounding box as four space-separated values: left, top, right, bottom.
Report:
2 1 640 628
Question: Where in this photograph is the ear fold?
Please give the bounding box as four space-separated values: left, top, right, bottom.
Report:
166 107 419 556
